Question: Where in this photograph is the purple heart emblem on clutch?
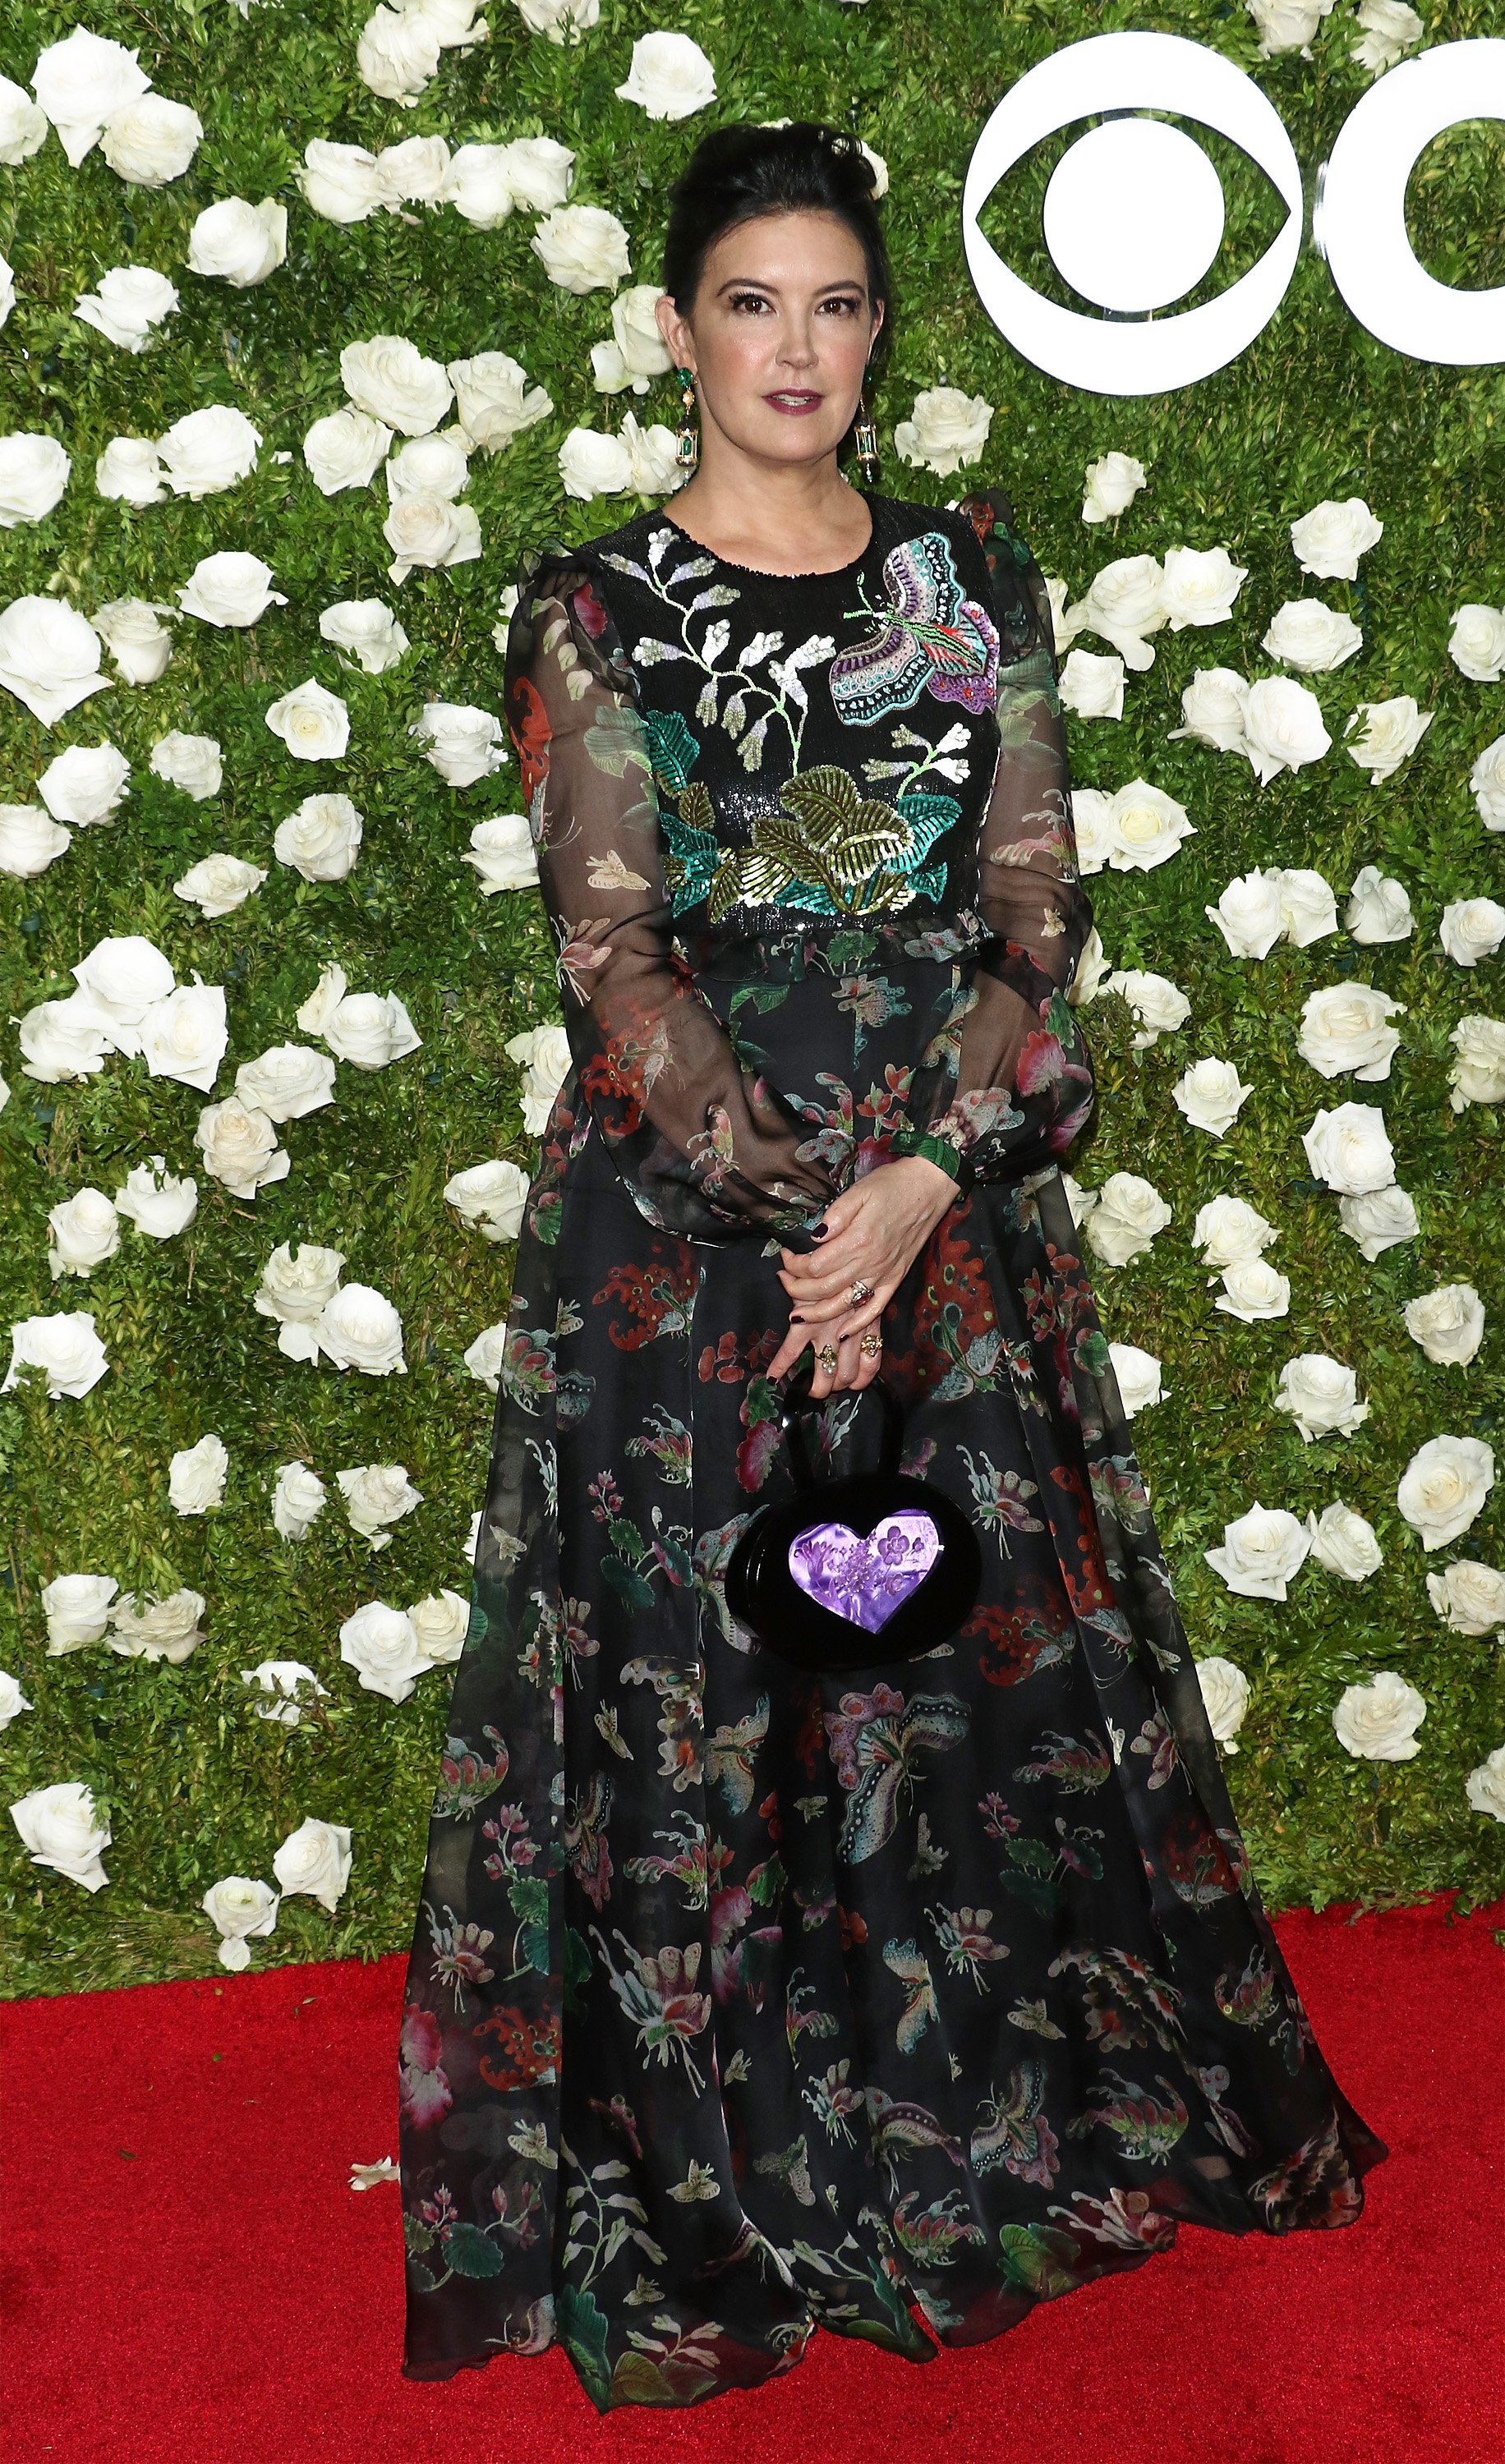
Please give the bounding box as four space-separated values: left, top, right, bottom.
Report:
788 1510 942 1634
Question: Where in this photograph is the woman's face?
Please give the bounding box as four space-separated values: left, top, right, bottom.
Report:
656 208 883 471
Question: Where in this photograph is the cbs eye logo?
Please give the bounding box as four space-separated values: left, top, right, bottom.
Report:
962 30 1505 393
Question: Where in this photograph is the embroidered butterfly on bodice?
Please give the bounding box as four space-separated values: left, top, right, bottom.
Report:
830 531 1001 729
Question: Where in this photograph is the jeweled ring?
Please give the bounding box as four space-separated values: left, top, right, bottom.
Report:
817 1342 839 1374
859 1327 881 1358
850 1278 874 1307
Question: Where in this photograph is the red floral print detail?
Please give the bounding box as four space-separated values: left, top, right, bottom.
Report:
509 673 552 802
473 1999 561 2091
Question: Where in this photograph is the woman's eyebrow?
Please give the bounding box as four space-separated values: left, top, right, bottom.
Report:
711 277 867 300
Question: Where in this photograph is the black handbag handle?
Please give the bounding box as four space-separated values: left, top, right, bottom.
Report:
776 1344 904 1494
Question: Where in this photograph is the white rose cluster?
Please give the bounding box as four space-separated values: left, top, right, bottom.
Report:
1058 543 1247 671
559 411 683 502
25 25 200 180
1070 779 1195 877
355 0 488 107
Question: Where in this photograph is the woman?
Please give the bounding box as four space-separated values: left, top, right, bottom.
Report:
397 120 1388 2411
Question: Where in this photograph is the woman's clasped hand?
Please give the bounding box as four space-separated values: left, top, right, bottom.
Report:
766 1152 962 1394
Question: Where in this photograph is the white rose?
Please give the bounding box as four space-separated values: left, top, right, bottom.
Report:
1296 983 1404 1081
357 3 443 103
1333 1671 1425 1762
506 1021 572 1133
1274 866 1338 947
9 1779 111 1891
1204 1502 1310 1599
0 804 71 876
315 1282 407 1375
194 1096 290 1197
95 434 165 504
492 132 575 211
1195 1656 1250 1749
515 0 599 37
1107 1340 1165 1415
1082 1171 1171 1266
271 793 364 883
1447 1015 1505 1110
46 1187 120 1280
1060 1172 1097 1230
1448 603 1505 685
375 131 453 205
177 550 287 627
0 75 48 163
412 0 490 47
1102 968 1189 1049
92 595 175 684
1067 926 1111 1005
1214 1259 1291 1321
1082 451 1145 522
1240 677 1332 784
234 1043 338 1122
168 1432 229 1513
1205 868 1286 960
203 1875 278 1969
296 959 348 1037
447 351 552 451
464 1320 509 1389
297 139 387 224
1344 695 1433 784
1065 554 1167 670
532 205 632 294
386 430 471 503
619 411 680 496
108 1586 207 1662
1338 1183 1418 1259
1069 788 1116 877
73 264 180 350
440 142 522 228
2 1309 109 1399
444 1158 532 1239
37 741 130 826
1439 897 1505 969
71 933 174 1046
1397 1433 1495 1549
186 195 287 286
270 1463 328 1541
114 1154 197 1237
41 1571 118 1653
1260 598 1362 672
1290 496 1383 579
408 1589 470 1664
1167 665 1250 753
265 677 350 761
1305 1500 1383 1581
0 432 70 526
156 403 261 499
320 991 422 1071
384 492 483 585
591 283 672 393
1346 864 1413 943
16 991 114 1080
319 600 409 674
1159 544 1247 630
463 812 539 893
1351 0 1424 76
615 30 716 118
1193 1193 1278 1268
340 333 453 435
303 407 393 494
1172 1056 1253 1137
1403 1282 1484 1367
1427 1558 1505 1638
273 1817 352 1911
1467 1744 1505 1823
32 25 150 163
175 851 265 916
1248 0 1335 56
410 700 506 785
892 387 994 478
150 730 223 801
339 1600 428 1701
1302 1100 1393 1193
138 977 228 1092
338 1461 423 1543
558 425 633 501
99 91 202 186
1105 778 1194 873
1274 1353 1369 1441
1059 648 1124 720
0 594 111 724
255 1241 346 1356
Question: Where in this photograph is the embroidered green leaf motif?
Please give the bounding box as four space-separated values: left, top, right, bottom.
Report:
642 706 698 793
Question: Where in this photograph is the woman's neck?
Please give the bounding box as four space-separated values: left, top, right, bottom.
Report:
665 447 873 577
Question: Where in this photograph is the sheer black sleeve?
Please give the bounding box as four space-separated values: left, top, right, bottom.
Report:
889 489 1097 1192
504 545 842 1249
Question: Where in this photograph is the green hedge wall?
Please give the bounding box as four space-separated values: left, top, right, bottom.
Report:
2 0 1503 1997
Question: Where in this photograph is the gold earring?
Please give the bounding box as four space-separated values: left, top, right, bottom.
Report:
853 386 879 487
674 365 699 471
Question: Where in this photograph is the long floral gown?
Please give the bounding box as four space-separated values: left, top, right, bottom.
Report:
395 488 1388 2411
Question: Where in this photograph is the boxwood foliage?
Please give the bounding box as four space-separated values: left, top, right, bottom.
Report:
1 0 1502 1996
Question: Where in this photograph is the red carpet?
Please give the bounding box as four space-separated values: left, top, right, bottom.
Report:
3 1893 1499 2464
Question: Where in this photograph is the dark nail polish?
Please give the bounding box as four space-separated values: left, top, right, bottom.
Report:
811 1223 830 1239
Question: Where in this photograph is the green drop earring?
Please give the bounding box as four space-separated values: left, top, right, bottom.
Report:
674 365 699 471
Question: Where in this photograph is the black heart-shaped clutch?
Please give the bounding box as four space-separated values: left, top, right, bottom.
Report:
724 1349 982 1675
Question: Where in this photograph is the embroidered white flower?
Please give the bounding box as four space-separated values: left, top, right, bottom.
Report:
1260 599 1362 672
1274 1353 1369 1442
892 388 994 477
1204 1502 1309 1600
1305 1501 1383 1581
1402 1283 1485 1368
1296 984 1405 1081
1332 1673 1425 1763
1195 1657 1250 1749
614 31 716 120
1396 1434 1495 1550
1343 695 1433 784
1290 495 1383 579
1081 452 1146 522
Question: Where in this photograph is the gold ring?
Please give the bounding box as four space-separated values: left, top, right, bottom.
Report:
851 1279 874 1307
859 1327 881 1359
817 1343 839 1374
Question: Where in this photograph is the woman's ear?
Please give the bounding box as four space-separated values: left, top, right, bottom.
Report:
655 291 693 370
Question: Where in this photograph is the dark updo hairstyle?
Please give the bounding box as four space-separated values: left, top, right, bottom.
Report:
661 120 891 362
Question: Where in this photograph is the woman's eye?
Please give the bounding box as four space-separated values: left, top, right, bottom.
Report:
729 292 770 313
